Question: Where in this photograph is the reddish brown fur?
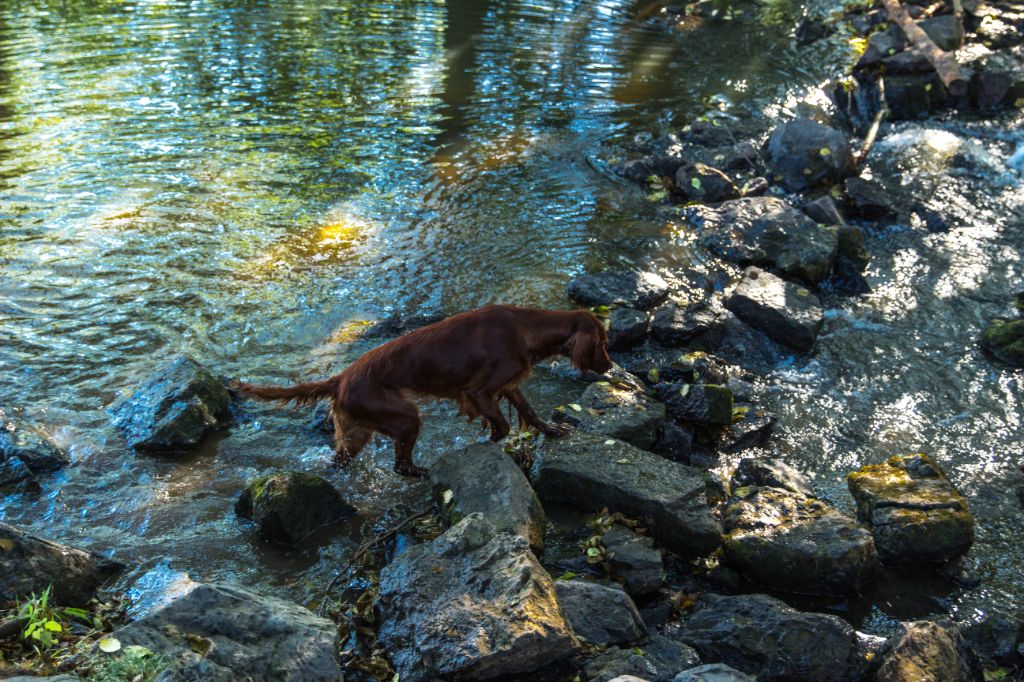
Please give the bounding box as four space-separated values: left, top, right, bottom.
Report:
236 304 613 477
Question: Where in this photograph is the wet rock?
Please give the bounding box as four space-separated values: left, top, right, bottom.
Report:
960 610 1024 668
653 382 734 427
720 407 773 453
843 176 896 220
876 621 974 682
602 524 663 596
882 49 936 75
674 664 754 682
640 600 673 628
377 513 577 680
569 270 671 311
586 635 700 682
802 195 846 226
738 176 769 196
585 648 658 682
662 351 731 386
671 593 861 681
884 73 947 120
615 155 688 183
235 472 355 545
766 118 854 192
0 521 124 605
971 70 1013 109
556 580 647 646
920 14 964 51
531 431 721 558
609 307 650 350
556 380 667 451
108 355 231 453
857 26 907 69
794 17 834 46
653 421 695 463
674 163 740 203
980 318 1024 367
722 140 759 171
851 9 887 35
847 453 974 565
722 487 878 595
113 581 340 681
362 312 445 338
646 635 703 680
725 267 824 353
431 441 545 552
682 197 839 284
651 303 728 350
911 202 950 233
730 457 813 497
5 676 80 682
836 222 870 269
0 407 70 473
0 456 38 494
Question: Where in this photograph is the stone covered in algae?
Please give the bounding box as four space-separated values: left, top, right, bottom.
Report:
980 318 1024 367
236 472 355 545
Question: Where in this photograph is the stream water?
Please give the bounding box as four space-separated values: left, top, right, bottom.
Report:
1 0 1022 632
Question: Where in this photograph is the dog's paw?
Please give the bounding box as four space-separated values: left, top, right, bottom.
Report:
394 463 429 478
331 451 354 468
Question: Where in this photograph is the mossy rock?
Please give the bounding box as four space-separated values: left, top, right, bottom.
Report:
980 318 1024 367
236 472 355 545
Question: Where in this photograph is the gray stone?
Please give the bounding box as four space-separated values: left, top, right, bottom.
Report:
857 25 907 69
0 456 38 494
766 118 854 192
555 580 646 646
609 307 650 350
586 635 700 682
0 521 124 605
653 382 734 426
802 195 846 226
884 73 947 120
377 514 577 681
556 380 667 451
113 581 340 681
654 421 695 463
674 163 740 203
720 408 773 453
602 524 663 596
730 457 813 497
531 431 721 558
569 270 671 311
431 441 545 551
651 303 728 350
725 267 824 353
108 355 231 453
0 407 70 473
876 621 973 682
920 14 964 51
235 472 355 545
843 176 896 220
722 487 878 595
674 664 755 682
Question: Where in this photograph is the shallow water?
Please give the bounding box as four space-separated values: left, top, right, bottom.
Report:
1 0 1022 631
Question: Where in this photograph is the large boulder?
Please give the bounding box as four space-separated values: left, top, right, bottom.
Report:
0 407 70 473
681 197 839 284
555 580 647 646
377 514 577 681
725 267 824 353
766 118 854 192
0 522 124 605
675 664 755 682
113 581 340 681
556 380 667 451
980 318 1024 367
569 270 671 310
602 524 664 596
531 431 721 558
730 457 814 497
653 382 734 426
108 355 231 453
671 593 862 681
651 303 729 350
235 472 355 545
431 441 545 551
608 307 650 350
875 621 974 682
586 635 701 682
847 454 974 565
722 487 878 595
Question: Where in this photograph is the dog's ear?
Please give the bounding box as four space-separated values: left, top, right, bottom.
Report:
567 329 598 373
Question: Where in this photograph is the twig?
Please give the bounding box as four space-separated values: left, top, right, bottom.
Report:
854 80 888 167
881 0 967 97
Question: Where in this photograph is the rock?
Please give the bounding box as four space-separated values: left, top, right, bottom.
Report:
730 457 813 497
585 635 700 682
531 431 721 558
556 380 666 451
585 648 658 682
682 197 839 284
0 407 70 473
672 593 861 681
766 118 854 192
660 352 732 386
876 621 973 682
113 581 340 681
857 25 907 69
609 307 650 350
802 195 846 226
377 514 577 680
739 176 769 197
851 9 887 35
722 487 878 595
431 441 545 551
980 318 1024 367
556 580 647 646
882 49 936 75
640 600 673 628
615 155 688 183
719 407 773 453
919 15 964 51
0 521 124 605
651 303 728 350
108 355 231 453
0 456 39 494
674 163 740 203
836 222 870 270
362 312 445 338
795 17 834 46
674 664 755 682
725 267 824 353
843 176 896 220
971 70 1013 109
644 634 702 681
884 73 947 120
723 141 759 171
959 610 1024 667
235 472 355 545
602 524 664 596
653 421 695 463
847 453 974 565
653 382 733 427
569 271 671 311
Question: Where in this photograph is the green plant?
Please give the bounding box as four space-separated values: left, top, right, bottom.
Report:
88 644 167 682
17 586 71 650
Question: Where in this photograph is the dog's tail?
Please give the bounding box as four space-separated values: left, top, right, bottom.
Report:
233 377 339 407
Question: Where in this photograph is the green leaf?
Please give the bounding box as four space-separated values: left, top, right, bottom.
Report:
819 147 831 156
555 571 577 580
586 547 602 557
646 368 660 383
616 458 631 464
690 177 702 190
43 620 62 633
679 385 690 397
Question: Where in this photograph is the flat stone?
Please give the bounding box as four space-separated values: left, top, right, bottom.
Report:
235 472 355 545
844 176 896 220
569 271 671 311
920 14 963 51
730 457 814 497
725 267 823 353
602 524 664 596
653 382 734 426
586 634 700 682
720 407 773 453
651 303 728 350
608 307 650 350
556 380 667 451
674 163 740 203
555 580 647 646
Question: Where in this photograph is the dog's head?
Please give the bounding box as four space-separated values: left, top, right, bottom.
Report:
567 311 613 375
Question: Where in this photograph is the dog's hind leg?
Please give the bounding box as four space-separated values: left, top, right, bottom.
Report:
330 409 373 468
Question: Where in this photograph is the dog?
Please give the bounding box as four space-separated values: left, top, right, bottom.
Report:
235 304 613 477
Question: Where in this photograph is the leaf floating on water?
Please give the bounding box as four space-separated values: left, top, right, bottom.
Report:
98 637 122 653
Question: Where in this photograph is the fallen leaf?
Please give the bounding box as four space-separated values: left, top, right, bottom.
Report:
0 538 13 551
98 637 122 653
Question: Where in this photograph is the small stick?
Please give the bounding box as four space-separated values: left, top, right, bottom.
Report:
854 82 888 167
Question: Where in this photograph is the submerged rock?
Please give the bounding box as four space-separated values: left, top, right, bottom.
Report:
555 580 647 646
674 163 740 204
0 521 124 605
113 581 340 681
766 118 854 192
674 664 754 682
235 472 355 545
108 355 231 453
0 457 38 494
884 73 947 120
720 406 773 453
431 441 545 551
531 431 721 558
730 457 814 497
602 524 664 596
556 380 667 451
722 486 878 595
725 267 824 353
377 513 577 681
980 318 1024 367
847 453 974 565
682 197 838 284
608 307 650 350
569 270 671 310
671 593 861 681
653 382 734 426
654 421 695 463
875 621 974 682
651 303 729 350
0 407 70 473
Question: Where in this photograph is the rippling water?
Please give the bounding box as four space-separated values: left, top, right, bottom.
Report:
2 0 1022 628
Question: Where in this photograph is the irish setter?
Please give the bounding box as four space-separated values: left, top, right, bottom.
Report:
236 305 613 477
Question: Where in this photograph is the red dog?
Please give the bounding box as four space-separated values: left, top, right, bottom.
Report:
236 305 613 477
